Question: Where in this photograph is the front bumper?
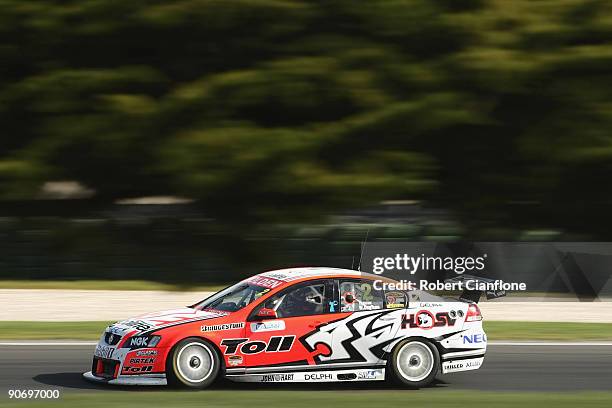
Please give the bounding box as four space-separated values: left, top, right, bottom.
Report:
83 371 167 386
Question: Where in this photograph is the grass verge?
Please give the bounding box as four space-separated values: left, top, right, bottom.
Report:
1 321 612 340
3 391 612 408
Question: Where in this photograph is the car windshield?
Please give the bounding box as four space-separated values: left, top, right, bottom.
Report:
193 282 271 313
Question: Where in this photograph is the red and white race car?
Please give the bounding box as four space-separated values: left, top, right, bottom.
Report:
83 267 487 388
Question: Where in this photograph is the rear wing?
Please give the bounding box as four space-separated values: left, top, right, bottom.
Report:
445 274 507 303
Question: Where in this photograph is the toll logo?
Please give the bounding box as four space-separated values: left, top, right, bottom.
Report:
221 336 295 355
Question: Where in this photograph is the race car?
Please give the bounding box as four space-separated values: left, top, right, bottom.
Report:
83 267 487 388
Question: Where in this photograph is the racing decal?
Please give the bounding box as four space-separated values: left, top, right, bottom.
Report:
385 291 407 309
304 373 333 381
442 357 483 374
228 355 243 366
261 373 294 382
122 365 153 374
227 368 385 383
129 358 155 364
136 349 157 356
125 335 160 349
462 333 487 344
401 311 456 329
201 322 245 332
357 369 380 380
247 275 284 289
221 336 295 355
419 303 443 307
250 320 285 333
121 320 154 331
127 308 229 336
302 310 402 365
94 345 114 359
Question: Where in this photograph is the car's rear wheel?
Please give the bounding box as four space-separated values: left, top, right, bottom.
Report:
390 339 439 388
167 338 220 389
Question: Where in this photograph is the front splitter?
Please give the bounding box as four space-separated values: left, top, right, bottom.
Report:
83 371 167 385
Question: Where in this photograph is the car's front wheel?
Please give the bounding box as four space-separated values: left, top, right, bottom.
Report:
167 338 220 389
390 339 439 388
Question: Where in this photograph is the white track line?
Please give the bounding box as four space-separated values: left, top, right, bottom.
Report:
1 341 612 346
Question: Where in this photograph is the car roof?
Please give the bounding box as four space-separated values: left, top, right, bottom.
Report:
253 267 394 283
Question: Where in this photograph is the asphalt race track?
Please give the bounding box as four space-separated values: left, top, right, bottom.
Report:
1 344 611 393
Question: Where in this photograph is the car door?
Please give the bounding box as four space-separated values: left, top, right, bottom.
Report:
305 278 404 367
241 279 339 370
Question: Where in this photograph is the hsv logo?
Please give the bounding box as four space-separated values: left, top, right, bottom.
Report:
402 311 457 329
221 336 295 355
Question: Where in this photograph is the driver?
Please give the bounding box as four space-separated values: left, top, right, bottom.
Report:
280 286 322 316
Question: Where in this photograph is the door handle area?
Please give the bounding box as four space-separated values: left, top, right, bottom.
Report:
308 321 327 328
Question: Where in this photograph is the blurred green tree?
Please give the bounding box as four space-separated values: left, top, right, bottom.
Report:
1 0 612 237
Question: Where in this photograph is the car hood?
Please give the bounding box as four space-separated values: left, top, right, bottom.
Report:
106 307 227 336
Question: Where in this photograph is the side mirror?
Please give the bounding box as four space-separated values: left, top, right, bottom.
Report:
344 293 355 304
254 307 277 320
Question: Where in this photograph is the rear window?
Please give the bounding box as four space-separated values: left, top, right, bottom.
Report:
339 280 384 312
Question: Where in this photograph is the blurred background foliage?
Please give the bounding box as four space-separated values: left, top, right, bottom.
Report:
1 0 612 281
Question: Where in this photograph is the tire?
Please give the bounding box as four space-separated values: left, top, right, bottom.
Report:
167 338 220 389
389 339 440 388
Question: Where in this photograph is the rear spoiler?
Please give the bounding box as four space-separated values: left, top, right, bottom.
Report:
444 274 507 303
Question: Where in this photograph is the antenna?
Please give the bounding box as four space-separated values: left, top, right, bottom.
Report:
357 228 370 271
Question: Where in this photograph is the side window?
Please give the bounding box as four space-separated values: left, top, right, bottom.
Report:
339 279 384 312
263 280 331 318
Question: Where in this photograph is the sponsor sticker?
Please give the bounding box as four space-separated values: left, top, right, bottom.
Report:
129 358 155 364
401 311 456 329
442 357 484 374
250 320 285 333
122 365 153 374
121 320 153 331
357 370 380 380
128 336 150 348
304 373 333 381
261 373 294 382
462 333 487 344
247 276 285 289
385 291 407 309
201 322 245 332
228 355 243 366
94 345 114 359
136 349 158 356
